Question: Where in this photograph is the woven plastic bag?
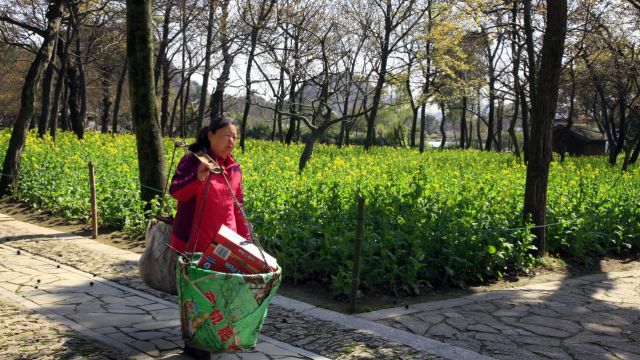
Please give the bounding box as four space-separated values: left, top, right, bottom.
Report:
139 218 177 295
177 254 281 353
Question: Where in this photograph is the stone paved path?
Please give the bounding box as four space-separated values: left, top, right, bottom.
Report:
5 211 638 360
358 270 640 360
0 213 463 359
0 244 324 359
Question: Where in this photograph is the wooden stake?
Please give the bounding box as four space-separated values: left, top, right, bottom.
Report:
350 196 365 313
88 161 98 239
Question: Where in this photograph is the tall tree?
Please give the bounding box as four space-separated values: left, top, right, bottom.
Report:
358 0 427 150
522 0 568 256
126 0 167 203
0 0 67 196
239 0 277 152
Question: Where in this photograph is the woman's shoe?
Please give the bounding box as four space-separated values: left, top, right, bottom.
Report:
183 344 210 359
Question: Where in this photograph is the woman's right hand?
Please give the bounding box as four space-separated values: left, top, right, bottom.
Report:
197 162 210 182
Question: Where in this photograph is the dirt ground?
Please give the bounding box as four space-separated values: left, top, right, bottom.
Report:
2 197 639 314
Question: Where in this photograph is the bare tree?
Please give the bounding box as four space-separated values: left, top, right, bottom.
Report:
0 0 67 196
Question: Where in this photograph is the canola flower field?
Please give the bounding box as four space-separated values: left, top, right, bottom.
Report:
2 130 639 295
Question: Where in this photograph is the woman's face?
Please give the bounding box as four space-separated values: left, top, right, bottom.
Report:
208 124 238 159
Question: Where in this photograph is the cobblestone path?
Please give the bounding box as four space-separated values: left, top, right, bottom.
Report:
359 270 640 359
0 213 456 359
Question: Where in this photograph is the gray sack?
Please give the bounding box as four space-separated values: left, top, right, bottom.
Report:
139 219 177 295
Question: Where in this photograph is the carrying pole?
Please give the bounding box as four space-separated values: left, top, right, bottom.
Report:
88 161 98 239
350 196 365 313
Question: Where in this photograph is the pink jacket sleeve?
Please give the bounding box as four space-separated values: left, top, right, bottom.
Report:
169 153 202 203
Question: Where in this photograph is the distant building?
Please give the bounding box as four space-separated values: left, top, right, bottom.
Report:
552 122 607 156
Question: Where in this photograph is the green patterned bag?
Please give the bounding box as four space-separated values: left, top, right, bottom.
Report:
176 254 281 353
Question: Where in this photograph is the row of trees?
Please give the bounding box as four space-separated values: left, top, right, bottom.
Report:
1 1 638 164
0 0 636 253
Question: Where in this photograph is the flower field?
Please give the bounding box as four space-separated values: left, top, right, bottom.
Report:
1 130 639 295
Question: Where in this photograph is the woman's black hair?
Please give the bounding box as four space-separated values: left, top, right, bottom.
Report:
188 114 235 152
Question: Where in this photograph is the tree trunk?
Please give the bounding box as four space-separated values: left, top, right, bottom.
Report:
66 65 83 138
100 67 113 133
509 0 521 159
112 58 128 133
60 85 69 131
76 37 87 130
520 87 530 161
459 96 467 149
50 33 70 140
419 103 426 153
485 77 496 151
181 74 192 137
240 0 277 152
629 137 640 165
509 88 521 159
439 102 446 149
160 59 171 135
299 127 324 172
612 93 627 165
126 0 167 203
0 0 66 196
523 0 567 256
154 0 173 91
38 39 58 138
496 99 503 151
196 0 216 130
209 26 234 124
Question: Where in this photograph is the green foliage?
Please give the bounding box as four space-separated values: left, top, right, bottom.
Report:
2 130 639 296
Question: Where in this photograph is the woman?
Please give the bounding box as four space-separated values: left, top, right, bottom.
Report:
169 115 250 255
169 115 250 358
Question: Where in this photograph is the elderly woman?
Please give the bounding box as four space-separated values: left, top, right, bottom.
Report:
169 115 250 255
168 115 250 359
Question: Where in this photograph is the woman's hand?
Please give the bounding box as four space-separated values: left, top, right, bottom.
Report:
197 162 210 182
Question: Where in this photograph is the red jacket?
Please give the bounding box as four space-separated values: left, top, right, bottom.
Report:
168 152 250 253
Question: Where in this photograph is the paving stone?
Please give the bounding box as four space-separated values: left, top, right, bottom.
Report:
149 308 177 320
415 312 445 324
484 342 543 360
527 306 560 317
101 295 155 306
444 339 482 353
395 316 430 335
463 301 497 312
75 300 107 314
507 321 571 338
228 352 269 360
510 334 561 346
445 316 475 331
129 331 169 340
565 312 632 327
518 315 582 334
140 303 170 311
106 332 137 344
131 319 181 331
67 312 154 328
581 322 622 335
104 303 148 314
93 326 119 334
492 305 530 317
474 332 514 344
150 337 180 351
130 340 160 356
525 345 572 360
428 322 461 338
466 324 500 334
565 343 615 359
565 331 631 346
